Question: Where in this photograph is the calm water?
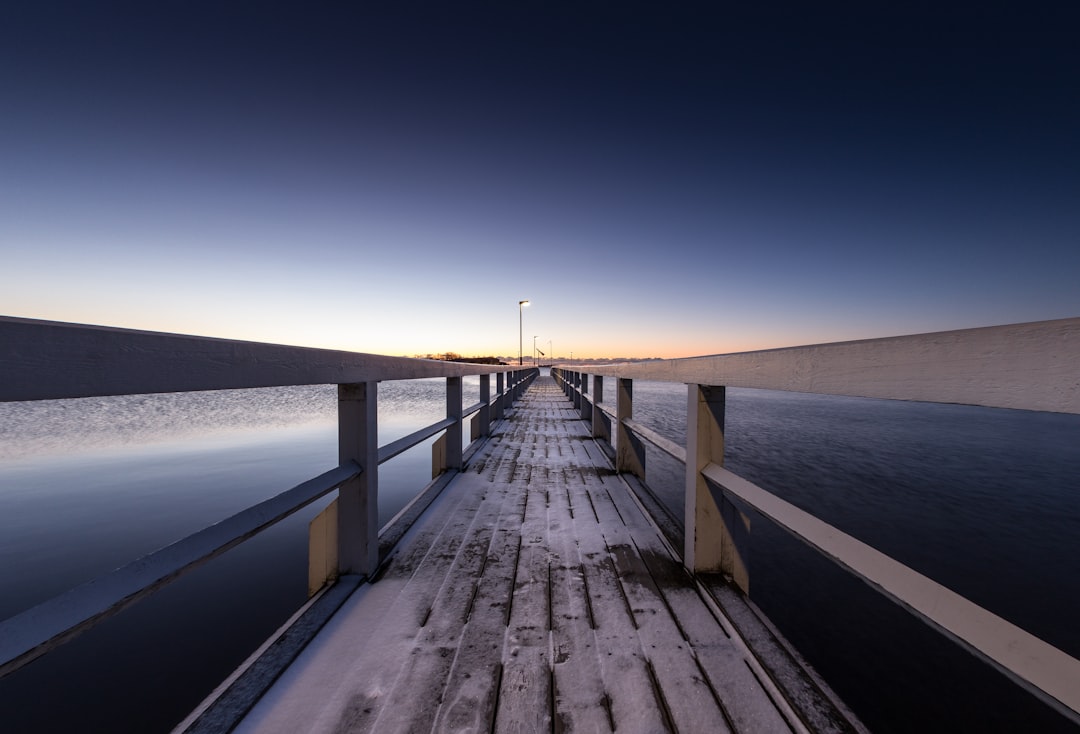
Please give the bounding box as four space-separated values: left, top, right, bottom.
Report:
1 376 1078 731
629 380 1080 732
0 377 481 733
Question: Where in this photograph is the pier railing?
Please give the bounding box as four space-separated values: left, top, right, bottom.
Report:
553 316 1080 725
0 316 536 678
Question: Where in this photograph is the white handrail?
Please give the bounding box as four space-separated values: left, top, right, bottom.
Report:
0 316 518 402
565 317 1080 414
702 463 1080 723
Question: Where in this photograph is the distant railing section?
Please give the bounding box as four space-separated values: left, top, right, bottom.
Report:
553 316 1080 725
0 315 537 678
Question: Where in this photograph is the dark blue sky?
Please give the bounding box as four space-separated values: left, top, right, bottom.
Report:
3 2 1078 357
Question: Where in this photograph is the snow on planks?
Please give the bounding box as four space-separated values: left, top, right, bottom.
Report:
232 377 801 733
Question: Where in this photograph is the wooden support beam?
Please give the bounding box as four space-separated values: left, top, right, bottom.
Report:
580 372 592 422
494 372 504 421
479 374 491 437
446 377 463 471
592 375 607 440
684 384 749 592
615 378 645 478
338 382 379 576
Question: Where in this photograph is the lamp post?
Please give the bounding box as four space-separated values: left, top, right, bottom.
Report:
533 335 539 368
518 300 529 365
548 340 553 364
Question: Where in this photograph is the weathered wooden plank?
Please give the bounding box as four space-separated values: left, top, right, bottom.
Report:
547 472 615 733
584 475 734 733
354 422 536 731
599 473 799 733
236 437 517 733
492 473 553 732
569 476 670 731
364 477 517 733
434 470 528 731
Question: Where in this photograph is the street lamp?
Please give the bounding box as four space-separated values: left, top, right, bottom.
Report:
533 335 539 368
518 300 529 365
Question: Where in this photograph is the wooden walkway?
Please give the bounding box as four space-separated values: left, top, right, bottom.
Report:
229 378 806 733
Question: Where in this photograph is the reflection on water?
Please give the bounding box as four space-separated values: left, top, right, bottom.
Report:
0 377 471 461
0 377 481 732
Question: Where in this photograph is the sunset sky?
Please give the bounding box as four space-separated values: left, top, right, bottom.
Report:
2 3 1078 359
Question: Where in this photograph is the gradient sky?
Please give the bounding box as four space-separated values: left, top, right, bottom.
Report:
2 2 1078 359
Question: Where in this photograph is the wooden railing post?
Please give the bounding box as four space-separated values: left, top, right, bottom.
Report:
479 374 491 437
684 384 749 591
337 382 379 576
580 372 592 422
573 371 582 409
616 378 645 477
447 376 463 471
494 371 505 421
592 375 607 440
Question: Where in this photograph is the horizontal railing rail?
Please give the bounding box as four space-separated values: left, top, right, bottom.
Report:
0 316 518 402
377 418 457 465
701 462 1080 722
621 417 686 464
0 315 538 679
0 463 360 678
568 317 1080 414
551 316 1080 725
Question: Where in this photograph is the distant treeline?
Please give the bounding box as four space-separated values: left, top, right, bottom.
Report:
415 353 508 365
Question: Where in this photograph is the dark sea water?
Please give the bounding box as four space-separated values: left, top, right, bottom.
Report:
1 375 1077 731
629 380 1080 733
0 377 479 733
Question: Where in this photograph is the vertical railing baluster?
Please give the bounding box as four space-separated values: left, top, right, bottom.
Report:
580 372 591 422
447 376 463 471
495 371 505 422
684 384 749 591
616 377 645 477
592 375 606 441
479 374 491 437
337 381 379 576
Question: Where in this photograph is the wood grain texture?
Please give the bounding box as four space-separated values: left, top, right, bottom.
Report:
564 317 1080 413
0 315 518 401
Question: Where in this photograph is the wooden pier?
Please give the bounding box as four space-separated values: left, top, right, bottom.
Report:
185 377 836 733
3 315 1080 731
